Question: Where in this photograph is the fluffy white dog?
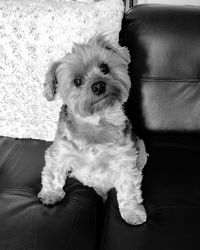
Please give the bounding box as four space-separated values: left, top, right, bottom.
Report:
38 35 148 225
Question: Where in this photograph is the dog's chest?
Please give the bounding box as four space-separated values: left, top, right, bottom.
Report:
69 143 118 193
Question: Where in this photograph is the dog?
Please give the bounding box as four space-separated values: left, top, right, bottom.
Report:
38 35 148 225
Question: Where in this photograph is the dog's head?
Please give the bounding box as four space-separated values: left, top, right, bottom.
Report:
44 35 131 117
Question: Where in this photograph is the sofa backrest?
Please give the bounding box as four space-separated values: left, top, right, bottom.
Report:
121 4 200 137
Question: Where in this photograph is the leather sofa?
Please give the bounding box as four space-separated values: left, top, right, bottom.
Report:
1 4 200 250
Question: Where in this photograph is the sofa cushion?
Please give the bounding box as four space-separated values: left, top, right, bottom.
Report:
121 4 200 134
0 136 103 250
100 138 200 250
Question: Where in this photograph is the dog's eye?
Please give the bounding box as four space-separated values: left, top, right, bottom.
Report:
73 78 82 87
100 63 110 74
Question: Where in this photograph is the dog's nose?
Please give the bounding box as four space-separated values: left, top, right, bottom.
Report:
91 81 106 95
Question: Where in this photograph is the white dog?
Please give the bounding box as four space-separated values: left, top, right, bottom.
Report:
38 35 148 225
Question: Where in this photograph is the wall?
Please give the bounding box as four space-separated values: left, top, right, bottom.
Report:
138 0 200 5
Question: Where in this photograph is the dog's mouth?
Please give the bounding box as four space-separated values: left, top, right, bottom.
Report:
92 94 110 105
87 91 122 115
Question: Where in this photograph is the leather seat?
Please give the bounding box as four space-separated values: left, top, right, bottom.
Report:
0 137 103 250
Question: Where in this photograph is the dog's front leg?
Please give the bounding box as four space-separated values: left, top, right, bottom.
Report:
38 142 70 205
115 168 147 225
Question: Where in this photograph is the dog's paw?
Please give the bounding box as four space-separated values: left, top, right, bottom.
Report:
38 189 65 205
120 204 147 225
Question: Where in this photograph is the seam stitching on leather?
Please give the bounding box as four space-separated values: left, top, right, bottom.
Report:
140 77 200 82
148 206 200 215
0 140 26 174
0 187 36 196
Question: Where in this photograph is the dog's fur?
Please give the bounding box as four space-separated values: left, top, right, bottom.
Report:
38 36 148 225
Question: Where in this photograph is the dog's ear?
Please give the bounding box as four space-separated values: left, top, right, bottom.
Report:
43 61 62 101
95 35 131 65
105 42 131 65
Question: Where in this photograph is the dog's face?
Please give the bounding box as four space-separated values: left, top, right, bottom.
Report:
44 35 131 117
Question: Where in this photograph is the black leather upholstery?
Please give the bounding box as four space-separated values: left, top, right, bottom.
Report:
0 137 103 250
101 5 200 250
122 4 200 134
